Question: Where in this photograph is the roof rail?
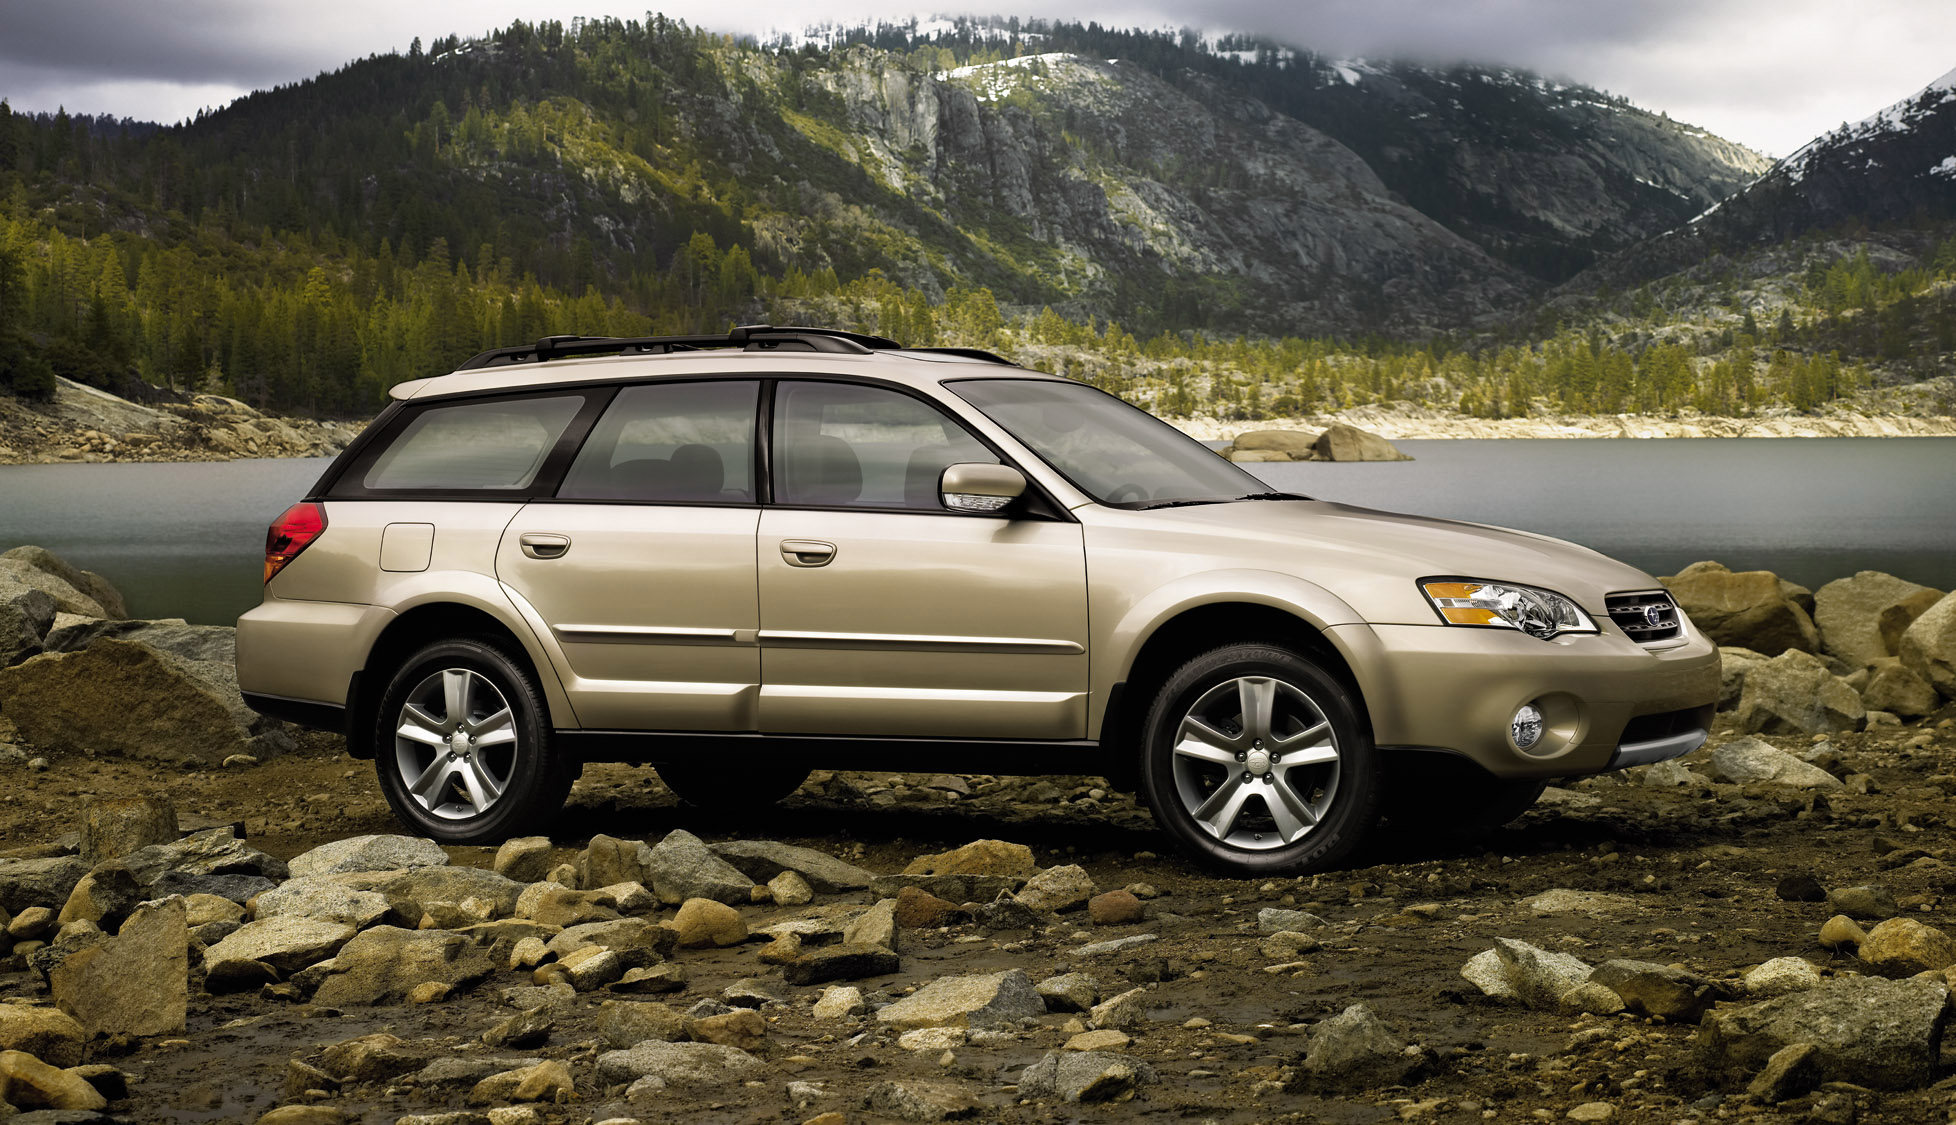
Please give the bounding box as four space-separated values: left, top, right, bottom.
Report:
455 325 1020 370
456 325 907 370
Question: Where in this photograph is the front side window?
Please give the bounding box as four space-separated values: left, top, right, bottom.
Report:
772 381 995 509
362 396 585 491
949 378 1266 507
559 380 758 502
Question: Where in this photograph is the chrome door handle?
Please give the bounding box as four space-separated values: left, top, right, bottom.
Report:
520 533 572 560
780 540 836 567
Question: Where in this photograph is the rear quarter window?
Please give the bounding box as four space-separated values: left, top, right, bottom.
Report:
360 396 586 491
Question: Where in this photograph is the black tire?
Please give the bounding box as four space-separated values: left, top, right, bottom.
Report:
1138 643 1380 876
1382 756 1547 842
656 760 811 809
371 637 572 844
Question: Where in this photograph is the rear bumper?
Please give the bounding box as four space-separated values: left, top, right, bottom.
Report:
1327 620 1721 779
241 691 348 734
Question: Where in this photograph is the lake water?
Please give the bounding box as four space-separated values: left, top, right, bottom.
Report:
1 438 1952 625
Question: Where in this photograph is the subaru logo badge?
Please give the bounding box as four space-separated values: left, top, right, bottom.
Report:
1643 605 1666 627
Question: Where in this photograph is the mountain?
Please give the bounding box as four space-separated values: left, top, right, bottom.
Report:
1578 67 1956 290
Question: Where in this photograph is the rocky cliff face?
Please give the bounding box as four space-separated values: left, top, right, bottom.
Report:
1274 60 1772 281
772 48 1530 334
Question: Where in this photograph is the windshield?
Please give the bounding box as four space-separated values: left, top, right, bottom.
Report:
948 378 1277 508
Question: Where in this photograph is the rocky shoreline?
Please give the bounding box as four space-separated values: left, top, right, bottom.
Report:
1170 402 1956 442
4 379 1952 469
0 379 361 466
2 550 1956 1123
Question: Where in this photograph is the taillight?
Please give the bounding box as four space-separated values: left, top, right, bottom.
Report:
264 502 327 584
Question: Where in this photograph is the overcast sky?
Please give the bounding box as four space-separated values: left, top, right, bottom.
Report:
2 0 1952 157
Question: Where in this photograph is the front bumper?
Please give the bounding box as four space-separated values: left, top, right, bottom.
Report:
1327 620 1721 779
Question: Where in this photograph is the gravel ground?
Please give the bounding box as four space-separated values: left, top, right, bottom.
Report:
4 709 1956 1125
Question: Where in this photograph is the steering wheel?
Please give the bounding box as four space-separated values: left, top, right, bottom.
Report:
1104 484 1149 504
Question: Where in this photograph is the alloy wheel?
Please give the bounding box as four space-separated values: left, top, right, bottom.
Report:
392 667 520 820
1169 675 1341 850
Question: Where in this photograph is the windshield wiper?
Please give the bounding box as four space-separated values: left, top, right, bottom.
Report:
1235 491 1310 501
1134 498 1228 510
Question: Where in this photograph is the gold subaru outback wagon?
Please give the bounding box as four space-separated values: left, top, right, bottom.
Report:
237 326 1718 875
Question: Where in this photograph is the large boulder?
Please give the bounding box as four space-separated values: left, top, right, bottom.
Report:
1716 647 1770 710
1814 571 1943 669
1861 659 1941 718
0 555 116 620
0 623 294 762
1665 562 1818 655
50 896 189 1037
309 926 496 1006
0 583 56 668
1733 650 1865 734
1313 423 1412 462
1709 736 1843 788
1 547 128 618
1899 591 1956 700
1698 974 1950 1090
644 830 755 907
1227 429 1318 462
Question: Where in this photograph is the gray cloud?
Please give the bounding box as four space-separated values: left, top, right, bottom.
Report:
2 0 1953 154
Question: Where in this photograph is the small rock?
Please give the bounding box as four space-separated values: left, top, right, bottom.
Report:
483 1005 555 1049
687 1009 765 1052
1068 933 1158 957
1775 874 1827 902
781 942 900 986
722 978 784 1008
1744 957 1823 996
1489 937 1594 1011
1260 931 1320 962
593 1041 762 1087
1747 1041 1822 1103
78 797 177 866
876 969 1045 1030
469 1059 573 1105
1035 972 1100 1013
1293 1003 1418 1093
863 1079 978 1121
1857 917 1956 977
901 840 1035 878
49 895 188 1036
0 1006 86 1068
1087 986 1150 1030
812 986 866 1020
493 838 554 884
1566 1104 1614 1123
645 830 754 907
1711 736 1844 787
1018 1049 1157 1103
709 840 877 893
1698 974 1950 1089
1826 885 1898 920
897 1027 967 1053
576 834 652 891
203 916 355 988
611 965 686 995
670 898 745 948
842 898 899 951
1255 908 1327 935
767 871 814 907
0 1049 108 1111
1065 1029 1130 1051
323 1032 423 1082
1086 891 1143 926
287 835 448 878
1014 865 1095 913
1818 914 1868 950
1590 959 1725 1021
252 877 394 929
310 926 496 1007
595 1000 688 1048
893 887 964 929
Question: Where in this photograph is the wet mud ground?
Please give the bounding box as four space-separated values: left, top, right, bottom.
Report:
5 711 1956 1125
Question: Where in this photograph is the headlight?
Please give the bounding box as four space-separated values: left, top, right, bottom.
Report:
1420 579 1598 640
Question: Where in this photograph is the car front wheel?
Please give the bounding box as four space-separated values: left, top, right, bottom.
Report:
1139 643 1380 875
372 638 572 843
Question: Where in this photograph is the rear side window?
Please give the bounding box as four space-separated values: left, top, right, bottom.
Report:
773 381 994 509
362 396 585 491
559 381 758 502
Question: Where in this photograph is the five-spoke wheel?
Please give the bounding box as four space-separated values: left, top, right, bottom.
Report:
372 638 571 843
1141 643 1379 874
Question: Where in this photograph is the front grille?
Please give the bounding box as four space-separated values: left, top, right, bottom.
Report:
1606 590 1683 644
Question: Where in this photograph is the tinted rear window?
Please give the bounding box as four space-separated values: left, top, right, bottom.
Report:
363 396 585 491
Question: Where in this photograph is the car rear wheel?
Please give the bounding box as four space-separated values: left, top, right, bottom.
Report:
1139 643 1380 876
372 638 571 843
656 760 811 810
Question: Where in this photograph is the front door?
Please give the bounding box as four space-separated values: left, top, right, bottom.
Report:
756 380 1089 739
497 379 762 731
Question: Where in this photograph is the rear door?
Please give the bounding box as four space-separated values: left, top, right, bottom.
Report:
497 379 763 731
756 379 1089 739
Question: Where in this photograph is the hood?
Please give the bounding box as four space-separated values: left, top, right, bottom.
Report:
1113 498 1661 625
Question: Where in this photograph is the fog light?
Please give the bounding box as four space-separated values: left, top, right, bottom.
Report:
1511 703 1546 750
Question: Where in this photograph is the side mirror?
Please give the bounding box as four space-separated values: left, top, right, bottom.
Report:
939 463 1026 513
